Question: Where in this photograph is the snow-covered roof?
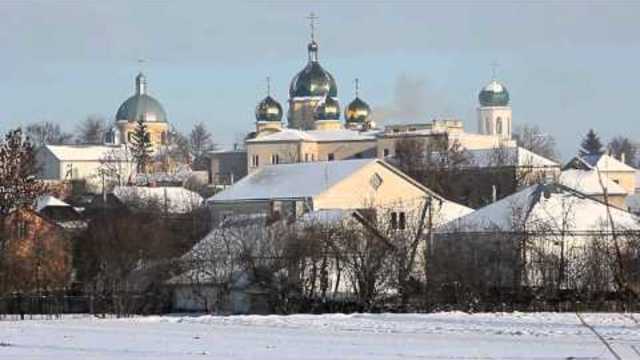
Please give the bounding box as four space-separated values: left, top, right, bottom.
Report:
247 128 379 143
43 144 130 162
559 169 628 196
441 183 640 233
568 154 635 172
113 186 204 214
210 159 375 202
34 195 71 212
465 147 559 168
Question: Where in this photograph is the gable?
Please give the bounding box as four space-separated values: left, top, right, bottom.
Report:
314 161 429 210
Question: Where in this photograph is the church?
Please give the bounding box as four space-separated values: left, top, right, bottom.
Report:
209 16 519 183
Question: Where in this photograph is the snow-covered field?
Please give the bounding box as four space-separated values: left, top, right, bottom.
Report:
1 312 639 359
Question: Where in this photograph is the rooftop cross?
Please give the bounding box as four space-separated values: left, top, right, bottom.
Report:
266 76 271 96
354 78 360 97
137 58 146 74
306 12 319 41
490 61 500 80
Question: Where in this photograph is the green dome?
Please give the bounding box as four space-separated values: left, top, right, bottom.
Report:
345 97 371 123
479 80 510 107
255 95 283 122
314 96 340 121
289 41 338 98
116 73 167 122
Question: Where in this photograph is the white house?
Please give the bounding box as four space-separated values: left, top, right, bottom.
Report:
36 144 134 192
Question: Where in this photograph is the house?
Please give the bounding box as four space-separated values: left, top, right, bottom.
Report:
559 169 628 208
34 195 85 231
434 183 640 294
36 144 134 193
208 158 472 226
0 207 73 294
564 153 636 194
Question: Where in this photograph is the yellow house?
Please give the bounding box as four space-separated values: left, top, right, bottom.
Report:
564 153 636 194
208 158 472 226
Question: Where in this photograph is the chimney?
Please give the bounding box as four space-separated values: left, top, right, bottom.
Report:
621 152 626 164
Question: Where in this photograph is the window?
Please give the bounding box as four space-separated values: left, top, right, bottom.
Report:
399 212 406 230
390 212 406 230
271 154 280 164
251 155 260 167
304 153 309 162
17 221 28 239
383 148 390 157
328 153 335 161
369 173 383 190
496 117 503 134
613 179 620 184
390 212 398 229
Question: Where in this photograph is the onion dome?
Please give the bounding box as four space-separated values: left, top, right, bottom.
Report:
116 72 167 123
289 41 338 98
478 80 510 107
255 95 283 122
345 97 371 124
314 96 341 121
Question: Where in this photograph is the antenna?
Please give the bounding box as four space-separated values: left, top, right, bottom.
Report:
306 12 319 41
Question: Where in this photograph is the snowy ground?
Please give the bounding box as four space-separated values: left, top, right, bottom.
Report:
1 312 639 359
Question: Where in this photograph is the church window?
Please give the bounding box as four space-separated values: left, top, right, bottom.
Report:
390 212 398 229
311 154 315 161
390 211 406 230
328 153 335 161
496 117 503 134
271 154 280 164
383 148 390 157
252 155 259 167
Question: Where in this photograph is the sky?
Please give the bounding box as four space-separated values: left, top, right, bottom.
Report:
0 1 639 160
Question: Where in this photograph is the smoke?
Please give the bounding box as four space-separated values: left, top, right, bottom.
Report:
371 74 454 126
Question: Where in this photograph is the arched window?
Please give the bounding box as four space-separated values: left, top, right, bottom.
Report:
496 117 503 135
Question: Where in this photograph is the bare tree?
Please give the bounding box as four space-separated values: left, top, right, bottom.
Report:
25 121 73 148
513 124 558 161
76 115 107 144
607 136 636 166
189 122 216 170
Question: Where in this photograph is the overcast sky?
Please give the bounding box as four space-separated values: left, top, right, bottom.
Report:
1 1 639 159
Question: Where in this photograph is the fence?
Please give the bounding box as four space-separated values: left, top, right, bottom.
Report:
0 292 169 319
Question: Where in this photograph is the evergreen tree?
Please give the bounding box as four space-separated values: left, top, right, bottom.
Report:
130 118 153 173
0 128 47 215
580 129 604 156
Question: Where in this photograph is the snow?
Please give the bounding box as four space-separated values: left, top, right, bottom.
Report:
34 195 71 212
44 144 129 161
210 159 373 202
113 186 204 214
441 183 640 233
247 128 379 143
1 312 639 359
465 146 559 168
573 153 636 172
559 169 628 195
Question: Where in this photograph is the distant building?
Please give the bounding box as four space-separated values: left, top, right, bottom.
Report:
208 158 471 226
35 144 133 193
564 153 636 194
0 207 72 294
